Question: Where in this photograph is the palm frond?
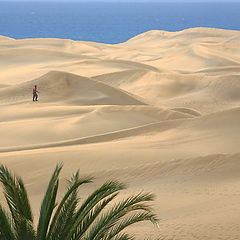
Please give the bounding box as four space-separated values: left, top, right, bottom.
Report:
70 193 119 240
84 192 155 240
0 164 158 240
111 233 134 240
77 181 127 217
37 163 62 240
0 204 16 240
15 219 36 240
0 165 35 239
0 166 33 221
48 189 78 240
104 212 158 240
48 171 93 240
65 181 126 240
17 177 34 221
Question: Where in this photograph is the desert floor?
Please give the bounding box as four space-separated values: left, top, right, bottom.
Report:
0 28 240 239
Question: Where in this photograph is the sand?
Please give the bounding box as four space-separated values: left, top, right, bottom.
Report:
0 27 240 239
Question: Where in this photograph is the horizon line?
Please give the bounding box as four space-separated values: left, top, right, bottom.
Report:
0 0 240 2
1 27 239 44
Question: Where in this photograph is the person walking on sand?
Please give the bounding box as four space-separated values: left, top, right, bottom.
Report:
33 85 39 101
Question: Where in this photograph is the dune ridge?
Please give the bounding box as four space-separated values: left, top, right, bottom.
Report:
0 71 146 105
0 28 240 240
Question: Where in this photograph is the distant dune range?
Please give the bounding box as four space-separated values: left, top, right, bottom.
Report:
0 28 240 240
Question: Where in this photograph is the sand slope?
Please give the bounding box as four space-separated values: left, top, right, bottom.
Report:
0 28 240 240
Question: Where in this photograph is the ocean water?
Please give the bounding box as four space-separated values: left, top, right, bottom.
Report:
0 2 239 44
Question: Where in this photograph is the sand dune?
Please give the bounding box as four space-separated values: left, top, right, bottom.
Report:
0 35 13 41
0 71 146 105
0 28 240 240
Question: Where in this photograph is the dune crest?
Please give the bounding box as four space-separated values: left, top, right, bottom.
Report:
0 28 240 240
0 71 146 105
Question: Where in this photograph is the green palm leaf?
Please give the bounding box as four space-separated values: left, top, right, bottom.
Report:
0 165 35 240
48 171 93 240
0 164 158 240
70 193 119 240
104 212 158 240
0 166 33 221
0 204 16 240
84 192 156 240
65 181 126 240
37 163 62 240
109 233 134 240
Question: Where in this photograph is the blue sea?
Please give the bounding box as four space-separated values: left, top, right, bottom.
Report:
0 2 239 44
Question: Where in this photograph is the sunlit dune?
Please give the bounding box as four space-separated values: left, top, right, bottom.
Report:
1 27 240 240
